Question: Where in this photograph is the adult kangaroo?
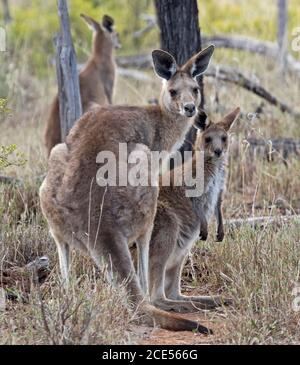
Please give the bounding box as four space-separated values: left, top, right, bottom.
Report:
44 13 120 157
40 45 215 333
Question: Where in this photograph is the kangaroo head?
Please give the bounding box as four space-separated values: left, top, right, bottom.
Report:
152 45 214 118
80 13 121 54
197 107 240 158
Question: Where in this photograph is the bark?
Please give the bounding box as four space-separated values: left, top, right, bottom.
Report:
277 0 288 67
154 0 203 148
55 0 82 140
2 0 11 24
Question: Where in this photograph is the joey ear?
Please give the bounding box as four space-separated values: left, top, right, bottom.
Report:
182 45 215 79
152 49 178 80
102 14 114 32
219 107 240 131
80 14 101 32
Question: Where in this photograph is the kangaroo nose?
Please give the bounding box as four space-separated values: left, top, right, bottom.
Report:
184 103 196 117
214 148 222 157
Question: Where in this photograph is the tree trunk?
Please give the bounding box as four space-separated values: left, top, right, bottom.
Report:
277 0 288 68
56 0 82 140
154 0 203 150
2 0 12 24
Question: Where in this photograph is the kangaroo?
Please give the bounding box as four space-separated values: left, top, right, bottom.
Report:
40 46 215 333
44 13 120 157
149 108 240 313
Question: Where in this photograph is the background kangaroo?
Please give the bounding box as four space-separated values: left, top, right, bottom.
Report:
40 45 215 333
149 108 240 313
44 13 120 157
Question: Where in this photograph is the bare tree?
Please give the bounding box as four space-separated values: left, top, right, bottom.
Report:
154 0 204 150
1 0 12 24
55 0 82 140
277 0 288 68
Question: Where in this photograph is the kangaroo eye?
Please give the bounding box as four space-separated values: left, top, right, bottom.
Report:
193 87 199 94
169 89 177 97
205 136 212 144
222 136 227 142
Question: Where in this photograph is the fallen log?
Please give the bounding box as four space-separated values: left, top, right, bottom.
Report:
206 65 300 118
117 67 151 81
117 54 152 69
0 256 50 302
231 137 300 161
202 34 300 78
225 215 300 230
0 175 23 185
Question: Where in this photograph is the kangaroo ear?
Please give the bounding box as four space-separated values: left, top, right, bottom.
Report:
152 49 178 81
102 14 114 32
80 14 101 32
219 107 240 131
182 45 215 79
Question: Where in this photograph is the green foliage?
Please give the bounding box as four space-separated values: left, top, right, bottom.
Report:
199 0 300 58
8 0 157 77
0 144 26 170
0 98 10 123
3 0 300 77
0 98 9 114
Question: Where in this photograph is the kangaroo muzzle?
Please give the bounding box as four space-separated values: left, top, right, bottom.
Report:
183 103 196 117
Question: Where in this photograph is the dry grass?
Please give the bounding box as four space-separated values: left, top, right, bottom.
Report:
1 38 300 344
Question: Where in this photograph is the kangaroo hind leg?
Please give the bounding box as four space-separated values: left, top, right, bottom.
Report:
51 230 71 287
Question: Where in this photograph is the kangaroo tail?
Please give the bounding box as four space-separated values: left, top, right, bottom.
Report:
141 303 213 334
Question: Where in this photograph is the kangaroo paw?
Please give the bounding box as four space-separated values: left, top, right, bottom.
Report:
216 231 224 242
199 229 208 241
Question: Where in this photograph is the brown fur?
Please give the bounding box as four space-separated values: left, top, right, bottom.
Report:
149 108 240 313
44 14 120 157
40 46 215 334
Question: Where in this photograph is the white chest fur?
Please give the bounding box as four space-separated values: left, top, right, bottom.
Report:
201 163 226 221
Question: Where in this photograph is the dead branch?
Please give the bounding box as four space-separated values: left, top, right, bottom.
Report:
225 215 300 230
202 34 300 77
206 65 300 118
0 175 23 185
56 0 82 140
230 137 300 162
117 67 151 81
133 14 156 39
0 256 50 301
117 54 152 69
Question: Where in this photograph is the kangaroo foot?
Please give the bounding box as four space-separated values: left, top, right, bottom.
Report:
141 302 213 334
152 298 206 313
171 295 233 310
